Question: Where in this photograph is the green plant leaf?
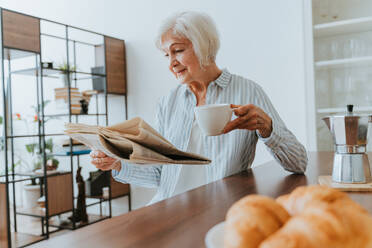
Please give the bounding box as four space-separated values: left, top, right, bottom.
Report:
34 161 42 171
25 143 37 154
58 62 77 72
31 100 51 114
45 138 53 152
51 158 59 167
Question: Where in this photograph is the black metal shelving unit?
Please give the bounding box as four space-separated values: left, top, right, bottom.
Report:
0 8 130 248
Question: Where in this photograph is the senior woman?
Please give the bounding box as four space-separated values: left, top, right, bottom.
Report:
90 11 307 204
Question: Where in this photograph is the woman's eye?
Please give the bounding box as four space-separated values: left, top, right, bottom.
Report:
175 50 184 53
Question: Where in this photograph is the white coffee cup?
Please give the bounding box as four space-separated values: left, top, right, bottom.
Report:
195 104 233 136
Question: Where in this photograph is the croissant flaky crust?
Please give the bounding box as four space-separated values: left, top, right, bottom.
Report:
224 185 372 248
276 185 363 216
224 195 290 248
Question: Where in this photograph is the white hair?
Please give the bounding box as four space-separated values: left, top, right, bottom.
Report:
156 11 220 67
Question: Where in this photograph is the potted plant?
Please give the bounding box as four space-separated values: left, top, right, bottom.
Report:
58 62 77 87
12 101 60 208
16 138 59 209
23 100 59 172
21 138 59 209
25 138 59 172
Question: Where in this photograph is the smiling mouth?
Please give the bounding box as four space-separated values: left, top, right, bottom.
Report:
176 69 186 77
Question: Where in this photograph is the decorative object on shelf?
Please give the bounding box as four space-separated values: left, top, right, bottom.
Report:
22 184 40 209
102 187 109 199
37 196 45 208
329 0 340 21
57 62 77 87
80 99 89 114
12 102 59 174
46 158 59 171
54 149 91 156
24 138 59 172
80 90 98 114
54 87 82 114
82 89 98 97
85 170 110 197
69 167 88 223
91 66 105 92
41 62 53 69
60 138 89 152
54 139 91 156
25 100 59 172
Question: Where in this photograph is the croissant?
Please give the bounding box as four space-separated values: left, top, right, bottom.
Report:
224 195 290 248
276 185 363 216
260 185 372 248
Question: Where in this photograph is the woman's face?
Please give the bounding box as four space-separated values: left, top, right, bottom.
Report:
161 31 202 84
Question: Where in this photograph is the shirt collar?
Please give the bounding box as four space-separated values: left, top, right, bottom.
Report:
214 68 231 88
183 68 232 95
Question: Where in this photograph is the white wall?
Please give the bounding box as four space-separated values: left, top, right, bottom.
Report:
0 0 309 208
103 0 309 163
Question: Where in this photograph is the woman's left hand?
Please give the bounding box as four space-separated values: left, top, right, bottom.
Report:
223 104 273 138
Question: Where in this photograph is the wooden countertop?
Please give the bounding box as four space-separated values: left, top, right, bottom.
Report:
31 152 372 248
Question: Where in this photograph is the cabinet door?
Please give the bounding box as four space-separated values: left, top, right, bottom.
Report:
105 37 126 94
110 177 129 198
2 10 40 53
0 184 8 244
47 173 73 216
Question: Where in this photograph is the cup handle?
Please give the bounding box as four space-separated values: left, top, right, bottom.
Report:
229 104 239 115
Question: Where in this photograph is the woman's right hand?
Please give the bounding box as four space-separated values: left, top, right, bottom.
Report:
90 150 121 171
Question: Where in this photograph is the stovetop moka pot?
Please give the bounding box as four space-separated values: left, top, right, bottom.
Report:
323 105 372 183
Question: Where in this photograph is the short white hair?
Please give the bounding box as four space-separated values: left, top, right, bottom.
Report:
156 11 220 67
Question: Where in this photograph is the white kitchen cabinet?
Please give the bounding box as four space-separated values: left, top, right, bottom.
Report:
304 0 372 151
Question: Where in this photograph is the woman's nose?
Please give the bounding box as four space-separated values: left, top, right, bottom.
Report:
169 54 178 68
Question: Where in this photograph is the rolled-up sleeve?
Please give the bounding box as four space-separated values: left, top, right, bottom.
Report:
112 100 164 187
254 85 308 173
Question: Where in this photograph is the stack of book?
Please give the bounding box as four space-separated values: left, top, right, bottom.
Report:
54 87 82 114
54 138 91 156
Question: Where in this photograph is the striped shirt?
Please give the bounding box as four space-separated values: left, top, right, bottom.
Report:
112 69 308 204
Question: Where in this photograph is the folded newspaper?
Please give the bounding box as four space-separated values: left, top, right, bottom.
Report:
64 117 211 165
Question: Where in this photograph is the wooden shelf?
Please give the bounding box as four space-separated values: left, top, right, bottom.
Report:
49 214 109 230
317 106 372 114
104 37 126 94
0 8 127 244
314 16 372 38
16 173 73 217
44 113 106 118
16 171 70 179
315 56 372 69
17 197 105 218
17 206 46 218
4 47 38 60
0 184 7 242
10 67 105 80
2 10 40 54
0 232 46 247
75 197 103 206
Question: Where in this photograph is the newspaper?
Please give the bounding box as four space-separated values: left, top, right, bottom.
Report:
64 117 211 165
